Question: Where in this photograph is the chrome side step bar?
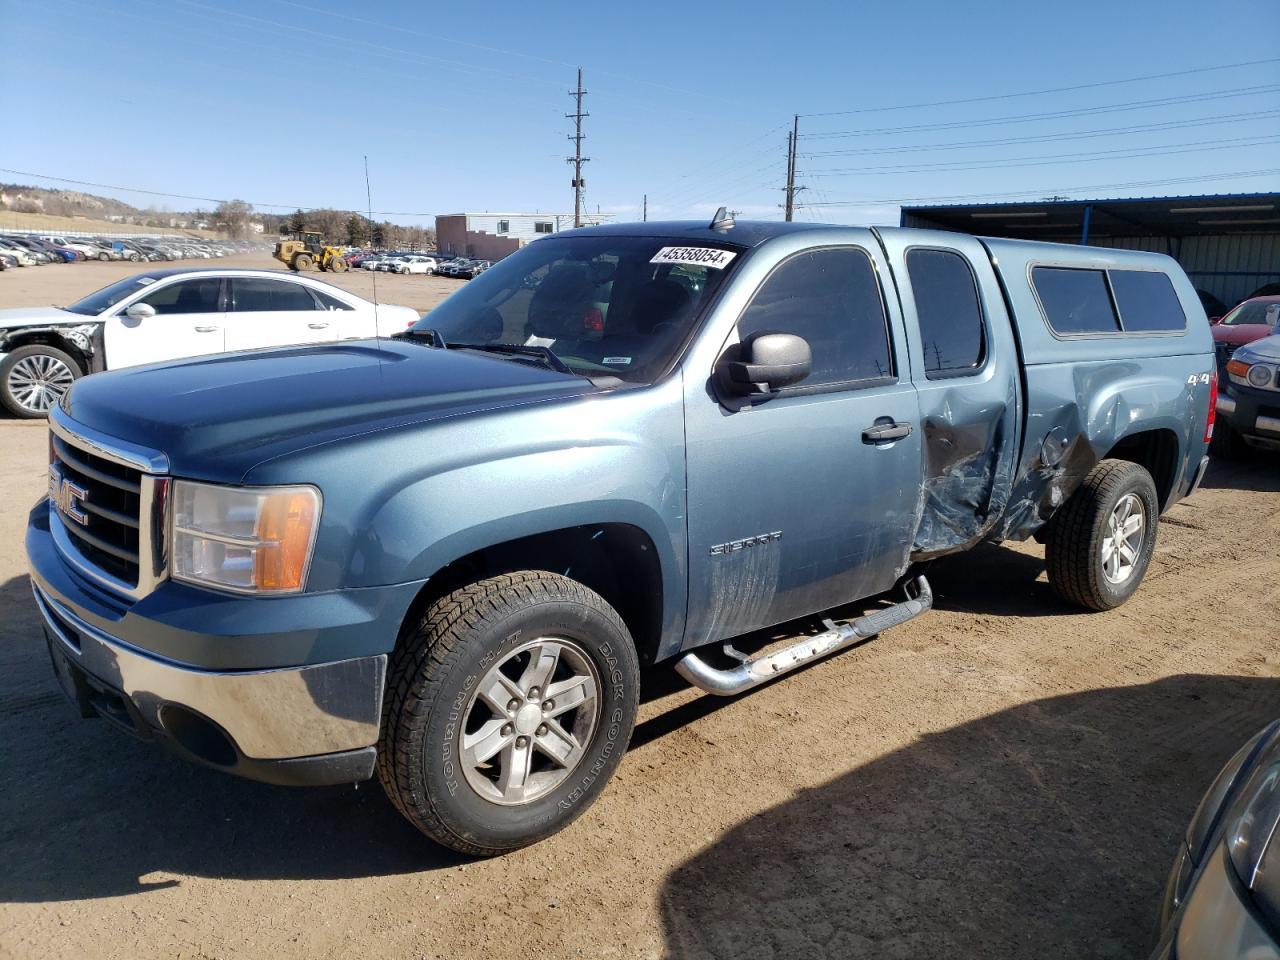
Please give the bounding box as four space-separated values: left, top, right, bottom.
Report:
675 575 933 696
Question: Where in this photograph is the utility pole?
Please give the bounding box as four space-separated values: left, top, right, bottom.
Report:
784 114 799 222
566 68 589 227
642 194 647 222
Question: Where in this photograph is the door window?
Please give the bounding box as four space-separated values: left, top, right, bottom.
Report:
232 278 321 312
736 247 892 387
906 248 986 377
136 278 222 314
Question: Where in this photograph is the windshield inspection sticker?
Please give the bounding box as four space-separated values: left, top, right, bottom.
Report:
650 246 737 269
602 356 632 365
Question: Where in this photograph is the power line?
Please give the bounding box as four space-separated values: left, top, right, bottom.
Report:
801 84 1280 139
800 56 1280 118
803 135 1280 178
793 168 1280 208
798 110 1280 158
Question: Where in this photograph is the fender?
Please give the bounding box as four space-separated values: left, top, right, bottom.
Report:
0 323 102 371
244 377 691 648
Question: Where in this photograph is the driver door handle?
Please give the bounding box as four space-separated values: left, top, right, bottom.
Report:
194 325 220 333
307 321 330 330
862 420 913 444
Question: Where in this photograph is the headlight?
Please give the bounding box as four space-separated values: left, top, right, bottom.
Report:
171 480 321 594
1247 363 1275 388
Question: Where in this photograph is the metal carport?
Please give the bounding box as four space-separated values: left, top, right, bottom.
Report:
901 192 1280 312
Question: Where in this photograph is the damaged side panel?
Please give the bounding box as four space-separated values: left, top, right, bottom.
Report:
994 359 1204 541
0 323 102 371
872 228 1024 559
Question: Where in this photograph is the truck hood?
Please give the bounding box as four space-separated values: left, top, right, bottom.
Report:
61 338 598 480
0 306 87 330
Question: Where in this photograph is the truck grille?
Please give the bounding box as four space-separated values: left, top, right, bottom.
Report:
51 435 143 586
47 413 170 600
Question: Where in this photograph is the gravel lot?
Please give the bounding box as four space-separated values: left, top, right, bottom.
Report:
1 260 1278 959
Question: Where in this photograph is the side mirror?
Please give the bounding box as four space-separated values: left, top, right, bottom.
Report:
1208 316 1222 325
125 302 156 320
716 332 812 396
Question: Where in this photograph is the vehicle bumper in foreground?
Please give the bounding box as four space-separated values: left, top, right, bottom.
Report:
26 504 422 786
1218 385 1280 449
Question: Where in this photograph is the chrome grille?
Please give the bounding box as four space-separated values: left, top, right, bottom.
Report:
47 407 170 600
51 435 143 585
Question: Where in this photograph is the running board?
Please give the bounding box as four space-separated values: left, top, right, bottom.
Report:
675 575 933 696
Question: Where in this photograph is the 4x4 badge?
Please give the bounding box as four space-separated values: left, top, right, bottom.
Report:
48 468 89 526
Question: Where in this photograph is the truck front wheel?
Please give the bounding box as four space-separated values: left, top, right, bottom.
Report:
378 571 640 855
1045 458 1160 611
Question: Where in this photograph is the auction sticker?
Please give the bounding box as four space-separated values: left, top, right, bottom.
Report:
650 246 737 269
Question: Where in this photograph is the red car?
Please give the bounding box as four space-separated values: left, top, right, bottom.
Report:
1212 295 1280 370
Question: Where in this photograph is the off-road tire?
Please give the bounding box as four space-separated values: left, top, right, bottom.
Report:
291 253 313 272
378 571 640 855
330 258 348 273
1045 458 1160 611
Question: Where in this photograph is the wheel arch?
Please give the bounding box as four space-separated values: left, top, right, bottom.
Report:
397 523 667 667
0 329 91 374
1101 427 1181 511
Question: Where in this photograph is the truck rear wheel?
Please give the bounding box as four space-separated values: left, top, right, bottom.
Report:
1045 459 1160 611
291 253 313 272
378 571 639 855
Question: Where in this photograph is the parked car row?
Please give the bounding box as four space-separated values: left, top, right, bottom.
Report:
0 234 263 270
344 250 493 279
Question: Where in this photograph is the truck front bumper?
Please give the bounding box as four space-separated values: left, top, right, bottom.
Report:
27 503 423 786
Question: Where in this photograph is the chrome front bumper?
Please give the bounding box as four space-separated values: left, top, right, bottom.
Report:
33 581 385 764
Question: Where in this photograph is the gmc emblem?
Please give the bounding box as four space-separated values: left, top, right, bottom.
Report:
49 467 88 526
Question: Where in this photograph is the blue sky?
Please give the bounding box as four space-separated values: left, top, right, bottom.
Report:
3 0 1278 227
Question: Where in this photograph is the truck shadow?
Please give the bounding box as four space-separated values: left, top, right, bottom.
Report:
1199 452 1280 493
0 574 466 904
658 673 1280 960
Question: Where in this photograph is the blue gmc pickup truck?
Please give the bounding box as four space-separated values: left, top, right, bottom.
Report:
27 214 1215 854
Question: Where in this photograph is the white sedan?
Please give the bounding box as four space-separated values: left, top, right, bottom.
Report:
0 268 420 417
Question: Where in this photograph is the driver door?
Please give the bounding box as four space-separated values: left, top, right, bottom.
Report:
682 242 923 649
103 277 227 369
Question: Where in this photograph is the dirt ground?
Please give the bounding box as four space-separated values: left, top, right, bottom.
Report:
0 251 458 317
1 262 1279 959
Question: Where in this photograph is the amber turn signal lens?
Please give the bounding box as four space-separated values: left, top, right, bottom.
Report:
1226 358 1251 379
254 491 319 591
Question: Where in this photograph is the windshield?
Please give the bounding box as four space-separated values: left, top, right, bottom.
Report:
413 236 742 382
1221 300 1280 327
65 274 162 316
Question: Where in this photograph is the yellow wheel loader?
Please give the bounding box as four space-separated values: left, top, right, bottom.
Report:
273 230 349 273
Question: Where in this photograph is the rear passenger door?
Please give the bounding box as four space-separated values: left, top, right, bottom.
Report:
223 277 341 352
874 229 1021 555
683 242 923 648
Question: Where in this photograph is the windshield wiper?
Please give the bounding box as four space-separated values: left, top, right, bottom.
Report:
394 327 447 347
449 342 575 376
